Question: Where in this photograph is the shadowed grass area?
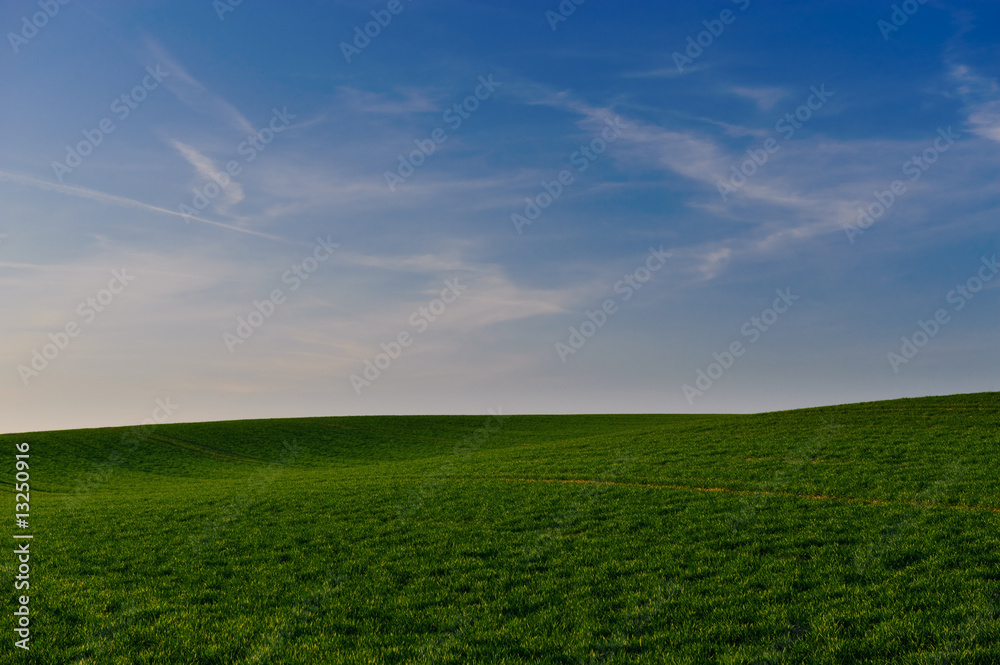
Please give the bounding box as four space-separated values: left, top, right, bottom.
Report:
2 393 998 663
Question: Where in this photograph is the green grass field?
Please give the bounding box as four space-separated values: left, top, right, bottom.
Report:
3 393 999 664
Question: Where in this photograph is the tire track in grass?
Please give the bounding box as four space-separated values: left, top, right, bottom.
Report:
144 434 264 462
442 475 1000 515
853 460 965 574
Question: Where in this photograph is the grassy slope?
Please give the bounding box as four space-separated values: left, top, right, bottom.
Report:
2 393 998 663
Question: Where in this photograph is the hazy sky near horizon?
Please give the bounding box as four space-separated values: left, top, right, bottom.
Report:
2 0 999 433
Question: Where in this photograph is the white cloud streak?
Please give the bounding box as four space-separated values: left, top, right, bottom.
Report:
0 171 285 242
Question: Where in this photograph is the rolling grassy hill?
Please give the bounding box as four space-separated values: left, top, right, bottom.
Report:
3 393 999 663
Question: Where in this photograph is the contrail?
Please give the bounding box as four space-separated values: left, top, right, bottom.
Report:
0 171 286 242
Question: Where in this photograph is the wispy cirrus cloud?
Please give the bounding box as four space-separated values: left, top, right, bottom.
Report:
335 86 442 115
622 64 708 78
144 37 256 134
517 78 995 286
729 86 787 111
168 139 246 212
949 64 1000 144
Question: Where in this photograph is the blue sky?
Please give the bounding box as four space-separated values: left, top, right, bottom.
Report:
2 0 998 433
